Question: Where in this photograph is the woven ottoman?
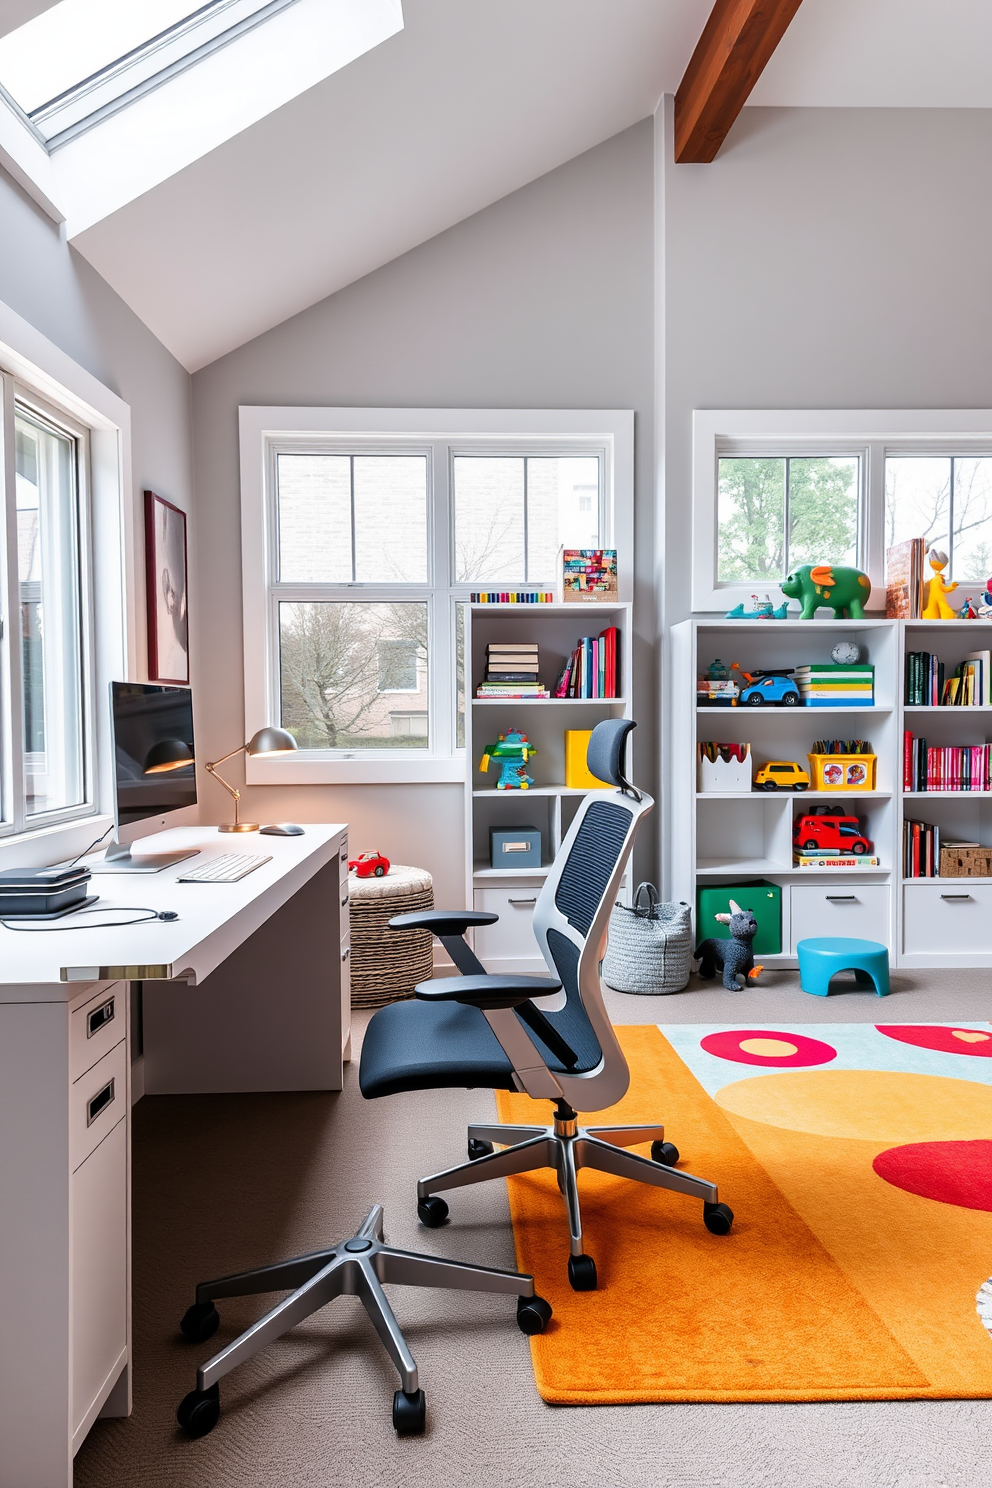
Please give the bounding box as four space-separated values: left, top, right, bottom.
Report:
348 864 434 1009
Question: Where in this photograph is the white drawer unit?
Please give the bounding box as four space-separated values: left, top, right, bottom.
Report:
71 1115 127 1448
791 884 890 948
70 983 123 1083
473 884 544 973
903 883 992 957
70 1039 128 1174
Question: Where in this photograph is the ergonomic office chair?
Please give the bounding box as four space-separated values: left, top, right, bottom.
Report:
360 719 734 1291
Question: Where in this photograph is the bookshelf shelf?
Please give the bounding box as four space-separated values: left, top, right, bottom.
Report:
465 602 632 974
672 615 992 969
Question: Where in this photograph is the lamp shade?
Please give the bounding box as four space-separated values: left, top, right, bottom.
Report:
144 738 194 773
246 726 297 757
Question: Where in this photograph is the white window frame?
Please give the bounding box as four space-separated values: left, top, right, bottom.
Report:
692 409 992 613
0 295 135 868
240 407 633 785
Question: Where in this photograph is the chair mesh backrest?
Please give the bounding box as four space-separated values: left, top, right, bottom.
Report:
538 929 603 1072
554 799 632 935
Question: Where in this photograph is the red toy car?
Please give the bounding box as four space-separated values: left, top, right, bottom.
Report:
348 851 390 878
793 813 872 855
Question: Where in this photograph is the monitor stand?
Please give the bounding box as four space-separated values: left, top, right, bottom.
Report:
88 839 201 874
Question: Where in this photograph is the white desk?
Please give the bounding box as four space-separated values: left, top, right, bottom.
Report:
0 822 350 1488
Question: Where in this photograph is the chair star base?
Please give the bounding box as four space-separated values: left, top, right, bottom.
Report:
176 1203 550 1439
417 1110 733 1290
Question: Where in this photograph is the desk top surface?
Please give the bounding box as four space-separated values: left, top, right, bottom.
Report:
0 823 347 993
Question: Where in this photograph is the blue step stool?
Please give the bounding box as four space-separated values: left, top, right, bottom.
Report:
796 937 890 998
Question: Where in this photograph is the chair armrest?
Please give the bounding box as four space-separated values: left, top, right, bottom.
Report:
389 910 498 934
413 973 561 1010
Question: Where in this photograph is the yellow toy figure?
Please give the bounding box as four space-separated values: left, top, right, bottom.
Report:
921 548 959 619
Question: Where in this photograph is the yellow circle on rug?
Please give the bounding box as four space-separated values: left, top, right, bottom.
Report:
738 1038 799 1058
715 1069 992 1142
952 1030 990 1044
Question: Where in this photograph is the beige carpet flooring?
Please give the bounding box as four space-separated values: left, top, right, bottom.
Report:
74 969 992 1488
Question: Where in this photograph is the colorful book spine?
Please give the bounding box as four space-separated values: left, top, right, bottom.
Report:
470 592 555 603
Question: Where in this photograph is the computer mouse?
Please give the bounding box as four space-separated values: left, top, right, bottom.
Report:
260 823 305 836
158 910 179 921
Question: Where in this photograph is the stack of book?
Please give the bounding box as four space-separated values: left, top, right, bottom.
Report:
904 819 940 878
903 732 992 791
794 850 881 869
554 627 619 699
793 663 874 706
476 643 549 699
906 650 991 706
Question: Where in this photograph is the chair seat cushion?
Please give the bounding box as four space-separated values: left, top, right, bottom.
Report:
359 997 517 1098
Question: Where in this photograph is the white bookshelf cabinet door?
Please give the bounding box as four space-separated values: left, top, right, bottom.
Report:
791 884 890 946
473 885 544 972
902 883 992 956
72 1116 127 1440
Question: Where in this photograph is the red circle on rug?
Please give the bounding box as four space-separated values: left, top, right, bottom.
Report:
700 1030 837 1067
873 1140 992 1211
875 1025 992 1057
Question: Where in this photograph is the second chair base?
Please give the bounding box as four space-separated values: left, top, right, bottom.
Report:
176 1203 551 1438
416 1102 734 1290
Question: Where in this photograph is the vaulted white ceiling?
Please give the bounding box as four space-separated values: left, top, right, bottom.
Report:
13 0 992 372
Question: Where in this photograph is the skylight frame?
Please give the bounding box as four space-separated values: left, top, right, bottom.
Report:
2 0 304 147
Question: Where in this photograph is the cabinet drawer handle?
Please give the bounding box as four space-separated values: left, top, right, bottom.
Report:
940 893 972 901
826 895 858 903
87 1078 115 1126
508 897 538 906
86 996 115 1038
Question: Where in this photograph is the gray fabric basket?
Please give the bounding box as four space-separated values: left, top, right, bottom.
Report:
601 884 692 995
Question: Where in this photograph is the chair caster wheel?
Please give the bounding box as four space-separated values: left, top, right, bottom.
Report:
177 1383 220 1438
516 1294 553 1335
468 1138 494 1160
417 1195 449 1228
703 1201 734 1235
651 1141 680 1166
179 1302 220 1343
392 1388 426 1435
567 1253 597 1291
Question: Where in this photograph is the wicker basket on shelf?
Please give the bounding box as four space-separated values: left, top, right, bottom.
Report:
348 864 434 1009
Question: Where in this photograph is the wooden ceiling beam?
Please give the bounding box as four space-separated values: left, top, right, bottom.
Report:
674 0 803 163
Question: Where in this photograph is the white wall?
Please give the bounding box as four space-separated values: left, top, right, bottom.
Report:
0 166 193 679
190 120 656 904
658 102 992 888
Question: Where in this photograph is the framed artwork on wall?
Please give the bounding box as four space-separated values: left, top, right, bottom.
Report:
145 489 189 684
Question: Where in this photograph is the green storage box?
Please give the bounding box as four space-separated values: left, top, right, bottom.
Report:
695 880 782 956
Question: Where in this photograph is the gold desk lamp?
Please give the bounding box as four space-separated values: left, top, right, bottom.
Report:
206 727 297 833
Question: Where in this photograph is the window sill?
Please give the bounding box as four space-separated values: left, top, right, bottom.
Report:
245 755 465 786
0 812 109 870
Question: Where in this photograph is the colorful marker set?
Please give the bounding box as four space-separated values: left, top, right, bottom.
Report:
470 591 556 604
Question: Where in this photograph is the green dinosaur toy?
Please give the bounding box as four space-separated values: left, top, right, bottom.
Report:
781 563 872 620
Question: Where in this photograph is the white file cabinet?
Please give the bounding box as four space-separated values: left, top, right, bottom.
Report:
473 883 544 974
791 883 890 946
903 882 992 958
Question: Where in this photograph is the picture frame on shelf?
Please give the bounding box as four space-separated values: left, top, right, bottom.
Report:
145 489 189 684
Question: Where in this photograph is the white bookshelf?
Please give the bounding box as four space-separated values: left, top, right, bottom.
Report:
672 616 992 969
465 602 632 973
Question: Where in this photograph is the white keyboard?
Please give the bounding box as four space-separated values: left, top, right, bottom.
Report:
177 852 272 883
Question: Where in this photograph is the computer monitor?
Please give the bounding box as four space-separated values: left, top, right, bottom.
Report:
90 682 201 873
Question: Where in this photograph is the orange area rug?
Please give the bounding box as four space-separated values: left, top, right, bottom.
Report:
495 1024 992 1403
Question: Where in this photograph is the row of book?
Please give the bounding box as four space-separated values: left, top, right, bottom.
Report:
554 627 619 699
903 819 940 878
905 650 991 706
794 663 874 706
476 643 550 699
793 852 882 869
903 732 992 792
469 592 555 604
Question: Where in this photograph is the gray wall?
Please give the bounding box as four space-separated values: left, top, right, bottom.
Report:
658 103 992 886
0 169 193 614
191 120 656 905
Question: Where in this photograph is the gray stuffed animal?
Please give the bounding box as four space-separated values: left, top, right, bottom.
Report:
694 899 758 990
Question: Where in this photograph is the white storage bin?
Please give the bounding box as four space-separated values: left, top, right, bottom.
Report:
791 884 890 947
903 883 992 956
698 745 752 793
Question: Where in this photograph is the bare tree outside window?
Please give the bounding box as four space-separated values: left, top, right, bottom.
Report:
886 455 992 582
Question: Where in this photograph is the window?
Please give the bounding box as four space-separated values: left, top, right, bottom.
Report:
693 410 992 611
0 380 94 832
240 408 631 783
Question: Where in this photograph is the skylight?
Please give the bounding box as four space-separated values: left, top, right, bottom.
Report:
0 0 403 236
0 0 299 143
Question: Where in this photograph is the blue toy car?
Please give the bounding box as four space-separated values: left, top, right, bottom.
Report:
739 669 801 707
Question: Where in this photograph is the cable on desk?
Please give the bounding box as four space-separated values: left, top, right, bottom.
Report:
0 907 179 931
